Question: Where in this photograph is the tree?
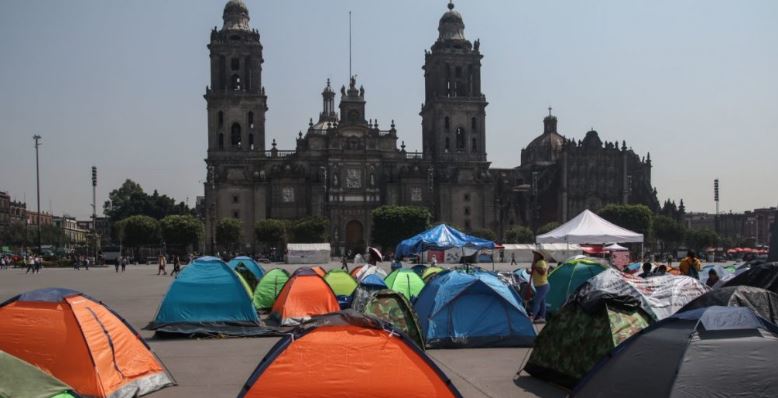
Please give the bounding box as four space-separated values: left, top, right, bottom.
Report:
371 206 432 250
537 222 561 235
216 218 242 251
598 204 653 236
121 215 161 248
686 228 719 251
505 226 534 243
104 179 193 223
255 219 288 250
289 217 329 243
1 221 30 248
160 215 204 253
653 215 685 250
470 228 497 242
40 224 68 248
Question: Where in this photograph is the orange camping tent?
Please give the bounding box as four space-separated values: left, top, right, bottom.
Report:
238 310 462 398
271 268 339 326
311 266 326 277
0 288 174 398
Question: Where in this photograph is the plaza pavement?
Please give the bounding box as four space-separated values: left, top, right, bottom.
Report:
0 263 566 398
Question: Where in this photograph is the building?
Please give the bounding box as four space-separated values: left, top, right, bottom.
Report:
0 191 10 235
54 216 87 249
10 200 27 224
27 211 53 227
686 207 776 248
203 1 658 254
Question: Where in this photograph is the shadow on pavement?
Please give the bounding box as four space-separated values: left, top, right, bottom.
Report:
513 372 569 398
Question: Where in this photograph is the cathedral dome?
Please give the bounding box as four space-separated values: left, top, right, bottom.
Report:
522 110 566 165
582 129 603 148
223 0 250 31
438 2 466 42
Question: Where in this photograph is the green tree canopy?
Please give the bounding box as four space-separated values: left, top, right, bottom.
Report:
160 215 203 252
288 217 329 243
103 179 192 222
653 215 685 249
119 215 160 247
1 221 30 247
255 219 288 249
598 204 653 236
216 218 242 251
371 206 432 250
470 228 497 242
537 222 561 235
686 228 719 251
40 224 68 247
505 226 534 243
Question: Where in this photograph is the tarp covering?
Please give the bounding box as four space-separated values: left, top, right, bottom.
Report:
362 289 425 349
678 286 778 324
286 243 330 264
0 350 78 398
537 243 585 263
573 306 778 398
350 275 389 312
355 264 387 280
723 262 778 293
384 269 426 301
572 268 708 321
415 270 536 348
270 272 339 326
147 256 261 335
395 224 495 259
524 301 651 388
0 288 174 398
253 268 290 310
536 209 643 244
238 311 462 398
546 258 609 315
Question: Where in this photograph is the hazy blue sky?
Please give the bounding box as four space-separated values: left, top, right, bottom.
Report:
1 1 776 219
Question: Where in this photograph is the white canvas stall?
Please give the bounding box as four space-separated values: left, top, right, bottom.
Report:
501 244 537 263
536 209 644 245
537 243 583 262
286 243 331 264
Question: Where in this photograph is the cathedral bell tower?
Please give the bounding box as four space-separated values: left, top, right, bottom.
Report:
421 1 488 162
205 0 267 154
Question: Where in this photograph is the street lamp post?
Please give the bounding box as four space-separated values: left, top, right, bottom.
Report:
33 135 42 255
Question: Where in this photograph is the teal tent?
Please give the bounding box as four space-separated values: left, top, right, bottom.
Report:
228 257 266 291
546 258 608 314
146 256 262 336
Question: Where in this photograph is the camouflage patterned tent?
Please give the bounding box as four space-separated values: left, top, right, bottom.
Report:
361 289 425 349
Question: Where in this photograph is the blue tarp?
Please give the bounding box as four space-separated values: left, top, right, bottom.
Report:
395 224 495 259
414 270 536 348
228 256 266 279
149 256 259 330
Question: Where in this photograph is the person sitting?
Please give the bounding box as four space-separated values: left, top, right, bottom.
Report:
654 265 668 275
706 269 720 287
679 250 702 279
639 262 653 278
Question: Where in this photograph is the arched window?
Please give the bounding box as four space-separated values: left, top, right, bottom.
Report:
471 117 476 130
230 58 240 71
218 111 224 128
471 137 477 153
248 112 254 129
444 116 450 130
218 133 224 150
445 137 450 152
231 123 241 147
231 74 241 91
249 133 254 150
456 127 465 151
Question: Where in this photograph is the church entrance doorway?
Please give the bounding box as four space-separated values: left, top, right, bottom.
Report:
345 220 365 255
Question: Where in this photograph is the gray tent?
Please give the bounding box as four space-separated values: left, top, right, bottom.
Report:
573 306 778 398
678 286 778 324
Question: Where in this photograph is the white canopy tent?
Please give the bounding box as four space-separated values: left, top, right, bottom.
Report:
536 210 643 244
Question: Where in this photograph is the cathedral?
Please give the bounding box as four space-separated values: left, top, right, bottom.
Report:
203 0 658 254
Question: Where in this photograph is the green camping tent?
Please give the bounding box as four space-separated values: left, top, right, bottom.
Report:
0 350 79 398
546 259 608 314
523 301 651 388
253 268 290 309
323 269 358 297
384 269 426 301
421 266 444 282
362 289 425 349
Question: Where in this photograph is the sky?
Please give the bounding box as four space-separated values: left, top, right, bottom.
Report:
0 0 776 219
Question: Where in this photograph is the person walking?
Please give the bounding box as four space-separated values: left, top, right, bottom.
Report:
115 259 120 273
34 256 42 273
510 253 517 266
84 257 90 270
121 256 127 272
25 255 33 274
171 256 181 277
679 250 702 279
157 254 167 276
530 250 550 323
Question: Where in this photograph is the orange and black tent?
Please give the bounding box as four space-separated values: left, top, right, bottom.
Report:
0 288 174 398
311 265 327 277
238 310 462 398
270 268 339 326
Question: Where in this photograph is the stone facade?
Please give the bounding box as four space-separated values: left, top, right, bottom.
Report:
203 1 658 254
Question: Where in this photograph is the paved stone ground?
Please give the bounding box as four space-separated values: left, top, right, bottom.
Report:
0 263 566 398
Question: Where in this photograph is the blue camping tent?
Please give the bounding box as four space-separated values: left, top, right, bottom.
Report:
146 256 262 336
395 224 495 259
228 256 266 279
414 270 536 348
